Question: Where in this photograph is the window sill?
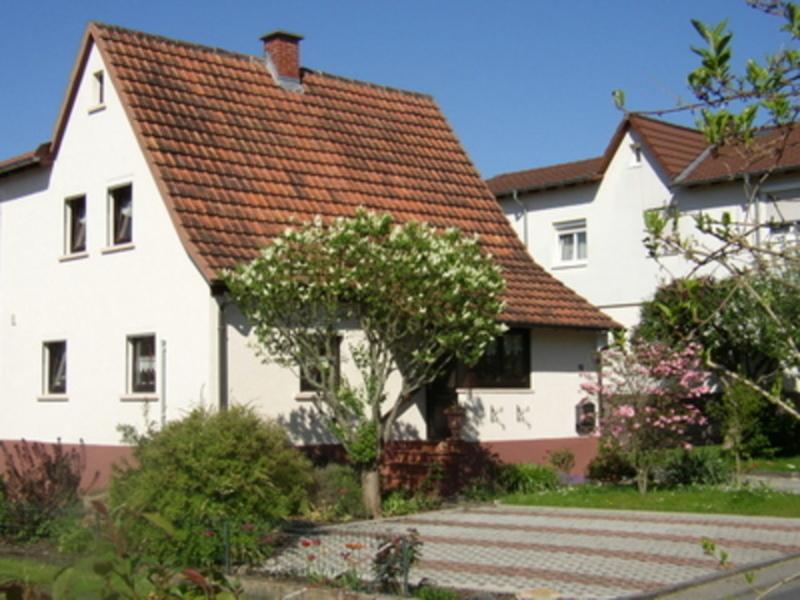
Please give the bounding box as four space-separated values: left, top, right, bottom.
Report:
552 261 587 271
59 251 89 263
120 394 158 402
456 387 534 395
102 243 135 255
38 394 68 402
88 104 106 115
295 392 317 402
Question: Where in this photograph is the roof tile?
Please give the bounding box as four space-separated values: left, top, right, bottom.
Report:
87 23 616 329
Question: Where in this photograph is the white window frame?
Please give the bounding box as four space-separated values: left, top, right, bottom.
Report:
63 195 87 257
90 70 106 111
763 188 800 247
42 340 68 398
107 183 133 249
554 219 587 267
125 334 157 399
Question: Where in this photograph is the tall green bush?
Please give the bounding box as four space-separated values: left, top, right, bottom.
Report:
109 406 313 567
500 463 559 494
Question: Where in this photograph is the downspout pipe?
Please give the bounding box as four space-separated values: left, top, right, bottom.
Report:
511 189 529 248
211 283 230 412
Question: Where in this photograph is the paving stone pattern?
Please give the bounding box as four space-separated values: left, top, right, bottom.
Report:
259 505 800 599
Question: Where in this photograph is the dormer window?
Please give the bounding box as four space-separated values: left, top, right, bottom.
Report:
108 184 133 246
630 142 643 166
93 70 105 107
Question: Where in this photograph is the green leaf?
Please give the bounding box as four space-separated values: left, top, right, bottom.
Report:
142 512 177 537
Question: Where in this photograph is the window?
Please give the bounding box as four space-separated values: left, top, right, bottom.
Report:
630 142 643 166
109 184 133 246
300 336 342 392
128 335 156 394
555 220 587 264
765 191 800 246
64 196 87 254
576 400 597 435
93 70 105 106
458 328 530 389
43 341 67 395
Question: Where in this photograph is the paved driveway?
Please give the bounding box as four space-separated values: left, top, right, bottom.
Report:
261 505 800 599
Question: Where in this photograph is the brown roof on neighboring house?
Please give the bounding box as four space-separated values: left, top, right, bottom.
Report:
679 125 800 185
486 157 604 197
25 22 613 330
487 114 707 197
488 114 800 197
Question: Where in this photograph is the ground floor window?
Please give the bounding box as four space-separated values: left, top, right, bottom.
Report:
458 328 531 388
128 334 156 393
43 341 67 395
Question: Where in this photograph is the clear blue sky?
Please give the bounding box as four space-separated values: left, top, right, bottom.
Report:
0 1 789 178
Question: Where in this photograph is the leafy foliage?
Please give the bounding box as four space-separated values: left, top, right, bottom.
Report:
372 529 422 595
0 439 90 541
582 341 711 493
499 463 560 494
586 447 637 484
657 447 731 487
109 406 313 567
547 448 576 474
224 209 505 514
310 463 366 520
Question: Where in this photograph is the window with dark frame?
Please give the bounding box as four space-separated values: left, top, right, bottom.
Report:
129 335 156 394
93 70 105 105
300 336 342 392
458 328 531 389
65 196 87 254
110 185 132 245
44 341 67 395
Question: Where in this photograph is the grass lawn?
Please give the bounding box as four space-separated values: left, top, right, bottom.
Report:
503 484 800 518
0 555 105 598
746 455 800 474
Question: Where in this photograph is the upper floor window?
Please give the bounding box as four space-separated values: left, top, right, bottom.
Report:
109 184 133 246
765 191 800 246
630 142 643 166
43 341 67 395
93 70 105 106
458 328 531 389
555 220 587 265
64 196 87 255
128 334 156 394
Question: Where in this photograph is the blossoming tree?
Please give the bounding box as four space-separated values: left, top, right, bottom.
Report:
582 342 712 493
224 209 505 516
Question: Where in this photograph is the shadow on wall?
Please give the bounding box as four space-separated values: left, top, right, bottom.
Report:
277 404 422 447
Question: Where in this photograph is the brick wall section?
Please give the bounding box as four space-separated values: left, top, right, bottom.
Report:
263 32 302 80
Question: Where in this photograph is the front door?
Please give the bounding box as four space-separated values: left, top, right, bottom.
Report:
425 365 458 441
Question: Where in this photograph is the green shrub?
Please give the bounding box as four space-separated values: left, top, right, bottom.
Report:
657 447 731 487
500 463 559 493
414 585 459 600
109 406 313 567
548 448 576 474
382 490 441 517
311 463 366 520
0 439 89 541
587 447 637 484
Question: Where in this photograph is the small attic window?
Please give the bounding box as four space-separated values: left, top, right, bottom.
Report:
91 70 105 109
630 142 643 167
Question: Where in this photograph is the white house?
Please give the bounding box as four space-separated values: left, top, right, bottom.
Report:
0 23 616 478
488 114 800 330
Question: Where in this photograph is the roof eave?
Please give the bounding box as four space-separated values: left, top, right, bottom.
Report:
494 173 603 198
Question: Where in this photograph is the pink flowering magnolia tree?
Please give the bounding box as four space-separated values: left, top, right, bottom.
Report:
582 341 712 493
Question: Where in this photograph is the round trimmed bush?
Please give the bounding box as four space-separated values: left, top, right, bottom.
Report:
109 406 313 566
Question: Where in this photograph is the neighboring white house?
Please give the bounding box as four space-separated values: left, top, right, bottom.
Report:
0 23 616 474
488 114 800 330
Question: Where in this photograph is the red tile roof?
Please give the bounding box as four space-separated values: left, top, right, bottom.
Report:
486 157 604 197
69 23 612 330
679 125 800 185
487 114 708 197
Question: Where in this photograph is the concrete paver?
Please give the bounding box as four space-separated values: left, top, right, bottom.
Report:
258 504 800 599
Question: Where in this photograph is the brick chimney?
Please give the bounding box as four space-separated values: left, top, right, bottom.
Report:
261 30 303 82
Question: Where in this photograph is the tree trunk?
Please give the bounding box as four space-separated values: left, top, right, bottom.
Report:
362 469 382 518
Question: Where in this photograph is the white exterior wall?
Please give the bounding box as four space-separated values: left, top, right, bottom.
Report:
0 43 214 445
500 131 794 330
461 328 599 441
225 306 427 444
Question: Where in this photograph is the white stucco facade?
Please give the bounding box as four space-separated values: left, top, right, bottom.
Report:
499 129 799 330
0 37 605 454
